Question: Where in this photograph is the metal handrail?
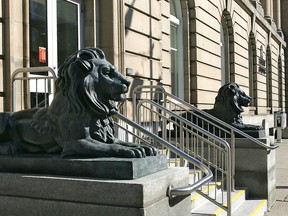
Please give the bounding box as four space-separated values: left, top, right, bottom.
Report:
115 112 214 198
131 85 279 216
132 85 279 150
11 66 57 111
135 99 232 214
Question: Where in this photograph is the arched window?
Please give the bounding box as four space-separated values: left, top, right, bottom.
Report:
170 0 184 98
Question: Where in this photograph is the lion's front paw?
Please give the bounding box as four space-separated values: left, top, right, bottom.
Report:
112 144 157 158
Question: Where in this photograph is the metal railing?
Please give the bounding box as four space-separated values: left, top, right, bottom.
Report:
11 66 57 111
132 85 279 215
114 113 213 198
133 96 232 214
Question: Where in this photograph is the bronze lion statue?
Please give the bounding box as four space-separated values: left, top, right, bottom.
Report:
174 83 263 132
0 47 157 158
205 83 263 130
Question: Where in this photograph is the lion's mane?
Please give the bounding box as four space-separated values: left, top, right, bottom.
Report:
55 47 116 117
207 83 251 125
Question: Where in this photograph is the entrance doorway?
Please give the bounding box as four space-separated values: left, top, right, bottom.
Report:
29 0 83 107
29 0 83 71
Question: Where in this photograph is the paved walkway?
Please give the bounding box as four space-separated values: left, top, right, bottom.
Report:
265 139 288 216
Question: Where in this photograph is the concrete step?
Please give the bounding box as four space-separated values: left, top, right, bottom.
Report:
189 169 267 216
190 171 222 211
191 189 246 215
191 181 221 210
232 199 267 216
191 186 267 216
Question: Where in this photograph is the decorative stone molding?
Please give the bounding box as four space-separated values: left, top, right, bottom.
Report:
250 0 264 16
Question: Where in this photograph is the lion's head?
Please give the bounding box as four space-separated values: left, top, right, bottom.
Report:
55 47 130 117
214 83 251 114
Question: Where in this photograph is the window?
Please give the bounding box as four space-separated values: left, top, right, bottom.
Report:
29 0 83 70
29 0 48 68
29 0 83 107
170 0 184 99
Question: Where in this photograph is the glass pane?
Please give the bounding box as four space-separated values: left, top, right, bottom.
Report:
0 59 3 92
29 0 48 67
0 23 3 55
171 49 178 96
170 24 178 96
170 0 176 16
170 25 177 49
57 0 79 66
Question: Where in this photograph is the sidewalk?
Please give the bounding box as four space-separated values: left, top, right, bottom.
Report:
265 139 288 215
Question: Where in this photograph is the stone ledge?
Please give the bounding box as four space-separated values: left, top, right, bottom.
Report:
0 167 190 216
0 154 167 180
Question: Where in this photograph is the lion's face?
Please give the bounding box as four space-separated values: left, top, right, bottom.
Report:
234 86 251 108
56 47 130 116
215 83 251 113
89 58 130 102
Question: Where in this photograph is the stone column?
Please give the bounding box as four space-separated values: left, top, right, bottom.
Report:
270 0 273 18
276 0 281 29
276 0 283 36
265 0 271 17
264 0 276 28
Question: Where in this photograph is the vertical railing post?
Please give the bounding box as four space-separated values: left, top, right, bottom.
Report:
231 130 236 191
180 121 184 166
226 144 232 216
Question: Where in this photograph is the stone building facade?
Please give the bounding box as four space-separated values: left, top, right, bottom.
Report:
0 0 286 130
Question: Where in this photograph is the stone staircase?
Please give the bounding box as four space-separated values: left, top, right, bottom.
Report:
190 181 268 216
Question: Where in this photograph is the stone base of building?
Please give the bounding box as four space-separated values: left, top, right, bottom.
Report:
0 167 190 216
233 137 276 208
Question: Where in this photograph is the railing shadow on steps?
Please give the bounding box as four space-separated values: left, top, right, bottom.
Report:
131 85 279 216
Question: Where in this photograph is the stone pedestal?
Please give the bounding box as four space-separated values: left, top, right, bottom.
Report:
236 129 266 138
233 138 276 208
0 154 168 180
0 167 190 216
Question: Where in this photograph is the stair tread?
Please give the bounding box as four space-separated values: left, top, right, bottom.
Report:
192 197 267 216
232 199 267 216
191 189 246 215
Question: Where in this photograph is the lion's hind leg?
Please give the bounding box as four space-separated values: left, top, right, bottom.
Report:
0 141 20 155
0 112 13 142
0 113 21 155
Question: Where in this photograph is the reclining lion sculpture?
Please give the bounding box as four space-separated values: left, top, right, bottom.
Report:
176 83 263 131
0 47 157 158
205 83 263 130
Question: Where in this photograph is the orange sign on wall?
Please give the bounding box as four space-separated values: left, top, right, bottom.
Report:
39 47 46 63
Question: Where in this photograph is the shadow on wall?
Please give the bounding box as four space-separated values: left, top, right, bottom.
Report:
129 77 144 99
125 0 136 36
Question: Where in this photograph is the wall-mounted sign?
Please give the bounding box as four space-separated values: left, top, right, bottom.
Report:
39 47 46 63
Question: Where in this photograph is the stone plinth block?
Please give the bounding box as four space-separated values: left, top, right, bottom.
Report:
231 138 276 208
236 129 266 138
0 154 167 179
0 167 190 216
